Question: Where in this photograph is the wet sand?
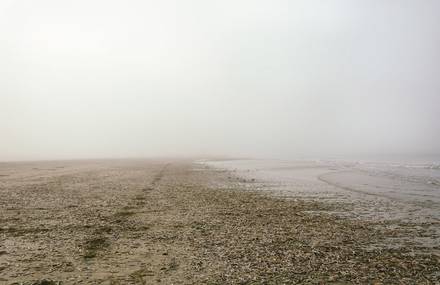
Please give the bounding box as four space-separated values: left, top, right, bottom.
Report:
205 159 440 248
1 159 439 284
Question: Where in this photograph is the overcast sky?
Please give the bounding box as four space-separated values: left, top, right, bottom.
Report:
1 0 439 161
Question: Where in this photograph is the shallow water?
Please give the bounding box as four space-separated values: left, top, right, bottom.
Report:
200 159 440 248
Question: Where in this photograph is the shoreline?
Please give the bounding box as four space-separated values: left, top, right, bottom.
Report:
1 160 439 284
203 159 440 246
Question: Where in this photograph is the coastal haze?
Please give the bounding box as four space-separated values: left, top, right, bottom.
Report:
1 0 440 161
1 1 440 284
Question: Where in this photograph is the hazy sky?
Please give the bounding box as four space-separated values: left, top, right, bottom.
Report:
1 0 439 161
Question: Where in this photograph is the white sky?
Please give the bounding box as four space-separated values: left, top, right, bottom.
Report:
1 0 439 161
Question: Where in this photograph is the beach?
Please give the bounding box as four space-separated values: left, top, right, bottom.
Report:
205 159 440 249
1 159 439 284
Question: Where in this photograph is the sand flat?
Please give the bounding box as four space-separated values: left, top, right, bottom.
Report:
1 159 439 284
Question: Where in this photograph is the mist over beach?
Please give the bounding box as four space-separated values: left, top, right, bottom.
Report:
1 0 440 161
1 0 440 284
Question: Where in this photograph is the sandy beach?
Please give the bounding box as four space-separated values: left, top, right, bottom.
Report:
1 159 439 284
205 159 440 252
2 0 440 283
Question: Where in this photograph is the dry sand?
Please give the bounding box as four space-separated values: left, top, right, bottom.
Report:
0 159 439 284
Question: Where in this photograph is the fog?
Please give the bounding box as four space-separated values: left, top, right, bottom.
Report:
1 0 439 161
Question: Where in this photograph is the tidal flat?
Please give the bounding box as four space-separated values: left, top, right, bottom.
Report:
0 159 439 284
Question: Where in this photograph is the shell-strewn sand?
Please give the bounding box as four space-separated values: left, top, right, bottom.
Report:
0 160 439 284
